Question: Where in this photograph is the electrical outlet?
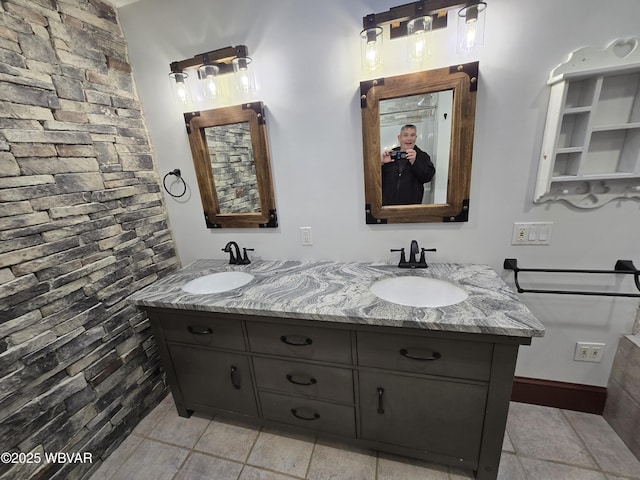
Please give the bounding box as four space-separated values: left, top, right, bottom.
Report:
299 227 313 246
574 342 606 363
511 222 553 245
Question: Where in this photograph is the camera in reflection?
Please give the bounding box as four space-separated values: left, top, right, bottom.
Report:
390 151 407 160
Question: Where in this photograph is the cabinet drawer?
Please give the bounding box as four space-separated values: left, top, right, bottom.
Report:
357 331 492 381
253 357 354 404
247 321 351 363
260 391 355 437
159 312 245 351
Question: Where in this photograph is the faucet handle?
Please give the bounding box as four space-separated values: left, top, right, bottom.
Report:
419 248 436 266
241 248 254 265
391 248 407 267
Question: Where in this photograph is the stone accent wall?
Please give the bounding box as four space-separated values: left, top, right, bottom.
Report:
0 1 179 479
205 123 260 213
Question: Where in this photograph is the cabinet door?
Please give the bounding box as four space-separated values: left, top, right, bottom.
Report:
169 344 257 416
359 371 487 465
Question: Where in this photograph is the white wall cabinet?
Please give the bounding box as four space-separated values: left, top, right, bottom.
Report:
535 37 640 208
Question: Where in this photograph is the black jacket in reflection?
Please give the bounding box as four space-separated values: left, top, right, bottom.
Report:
381 146 435 205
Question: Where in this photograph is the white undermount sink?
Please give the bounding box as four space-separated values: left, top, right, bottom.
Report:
181 271 254 294
370 275 468 308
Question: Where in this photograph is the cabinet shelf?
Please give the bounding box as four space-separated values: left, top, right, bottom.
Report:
535 37 640 207
591 122 640 132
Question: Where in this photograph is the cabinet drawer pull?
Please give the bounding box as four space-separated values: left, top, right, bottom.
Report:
286 374 317 386
188 326 213 335
230 365 241 389
280 335 313 346
399 348 441 361
377 387 385 414
290 408 320 421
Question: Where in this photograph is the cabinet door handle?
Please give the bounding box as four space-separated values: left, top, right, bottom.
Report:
187 326 213 335
399 348 441 361
377 387 385 414
286 374 317 386
280 335 313 346
230 365 241 389
290 408 320 421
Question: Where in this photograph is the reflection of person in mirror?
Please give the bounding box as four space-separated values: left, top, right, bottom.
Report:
381 124 435 205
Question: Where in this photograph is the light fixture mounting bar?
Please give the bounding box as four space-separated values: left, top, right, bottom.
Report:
363 0 475 37
170 45 249 75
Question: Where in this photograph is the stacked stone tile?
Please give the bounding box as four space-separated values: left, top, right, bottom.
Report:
0 0 179 478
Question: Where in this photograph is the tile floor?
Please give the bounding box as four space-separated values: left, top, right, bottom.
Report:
88 394 640 480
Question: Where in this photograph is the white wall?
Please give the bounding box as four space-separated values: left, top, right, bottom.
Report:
118 0 640 387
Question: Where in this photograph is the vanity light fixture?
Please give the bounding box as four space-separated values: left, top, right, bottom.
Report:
360 0 487 73
457 1 486 53
168 70 191 105
169 45 255 107
360 26 384 72
407 15 432 67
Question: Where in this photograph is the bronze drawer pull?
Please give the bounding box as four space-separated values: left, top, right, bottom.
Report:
377 387 385 414
280 335 313 346
187 326 213 335
399 348 442 361
286 374 318 386
230 365 241 389
291 408 320 421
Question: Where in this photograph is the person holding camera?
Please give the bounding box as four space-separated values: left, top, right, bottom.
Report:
381 124 435 205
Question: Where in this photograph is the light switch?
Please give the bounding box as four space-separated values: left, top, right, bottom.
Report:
512 222 553 245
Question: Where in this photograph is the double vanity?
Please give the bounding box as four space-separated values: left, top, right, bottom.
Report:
129 259 544 480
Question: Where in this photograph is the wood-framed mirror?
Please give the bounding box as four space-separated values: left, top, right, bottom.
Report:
185 102 277 228
361 62 478 223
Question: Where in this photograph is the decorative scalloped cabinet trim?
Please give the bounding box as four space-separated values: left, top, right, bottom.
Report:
548 36 640 85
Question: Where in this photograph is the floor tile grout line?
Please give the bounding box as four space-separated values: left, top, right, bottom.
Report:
235 420 266 479
511 450 624 477
304 437 319 479
98 431 148 480
499 451 528 480
562 409 640 479
559 408 607 473
166 412 216 480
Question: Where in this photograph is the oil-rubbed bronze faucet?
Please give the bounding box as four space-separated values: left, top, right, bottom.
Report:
391 240 436 268
222 241 254 265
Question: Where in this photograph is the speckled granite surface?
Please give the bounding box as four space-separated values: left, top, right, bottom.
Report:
128 259 545 338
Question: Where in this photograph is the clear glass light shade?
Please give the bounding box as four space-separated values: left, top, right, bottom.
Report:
457 2 487 53
168 72 192 105
407 16 432 67
232 57 256 95
198 64 220 99
360 27 383 73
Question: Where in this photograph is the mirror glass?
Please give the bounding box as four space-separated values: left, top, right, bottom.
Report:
361 63 478 223
379 91 453 205
204 122 260 214
185 102 277 228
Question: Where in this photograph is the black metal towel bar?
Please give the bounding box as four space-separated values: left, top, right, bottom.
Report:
503 258 640 298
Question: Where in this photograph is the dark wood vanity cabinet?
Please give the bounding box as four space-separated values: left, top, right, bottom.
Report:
146 307 528 480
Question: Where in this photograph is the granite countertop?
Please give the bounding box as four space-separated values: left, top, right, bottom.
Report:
128 259 545 338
